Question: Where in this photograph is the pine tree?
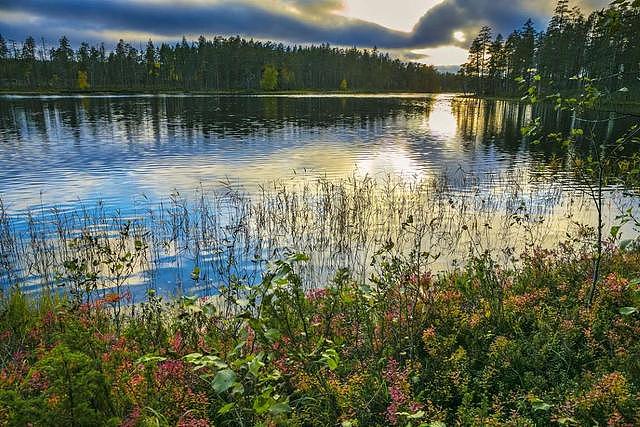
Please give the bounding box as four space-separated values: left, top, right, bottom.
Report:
21 36 36 60
487 34 506 94
0 34 7 60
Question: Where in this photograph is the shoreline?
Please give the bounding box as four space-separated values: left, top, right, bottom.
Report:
2 89 637 113
457 93 640 114
0 88 444 97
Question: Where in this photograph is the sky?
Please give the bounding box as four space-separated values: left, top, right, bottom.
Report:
0 0 610 69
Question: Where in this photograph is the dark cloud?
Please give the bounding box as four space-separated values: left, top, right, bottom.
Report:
0 0 611 53
1 0 410 47
410 0 610 47
410 0 547 47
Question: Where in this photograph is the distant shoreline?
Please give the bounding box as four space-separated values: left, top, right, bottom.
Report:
0 88 443 97
2 89 637 113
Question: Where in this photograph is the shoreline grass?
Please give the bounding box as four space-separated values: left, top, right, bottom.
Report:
1 242 640 425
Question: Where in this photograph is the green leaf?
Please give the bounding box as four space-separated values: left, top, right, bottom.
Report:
288 252 309 262
407 410 425 419
619 306 638 316
213 369 237 393
191 266 201 281
532 401 551 411
264 328 281 342
247 354 265 377
269 401 291 415
218 402 235 415
182 295 198 305
611 225 621 239
135 354 167 365
253 393 272 415
183 353 203 363
529 396 551 411
321 348 340 370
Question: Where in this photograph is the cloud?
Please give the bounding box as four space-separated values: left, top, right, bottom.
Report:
0 0 612 56
396 51 429 61
435 64 461 74
408 0 610 47
0 0 410 48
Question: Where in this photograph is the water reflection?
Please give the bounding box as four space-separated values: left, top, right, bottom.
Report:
0 93 638 298
4 93 632 211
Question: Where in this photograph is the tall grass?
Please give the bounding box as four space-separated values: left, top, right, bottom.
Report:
0 169 624 304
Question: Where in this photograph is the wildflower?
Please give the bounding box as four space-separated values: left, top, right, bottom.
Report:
28 370 49 391
306 288 328 302
47 394 60 408
197 335 211 353
154 360 186 385
170 330 184 353
103 292 122 304
409 272 432 287
421 326 436 351
177 416 210 427
121 406 142 427
574 371 630 421
42 310 56 327
128 373 145 394
560 319 575 332
468 312 482 328
603 273 629 300
244 325 256 351
383 358 422 425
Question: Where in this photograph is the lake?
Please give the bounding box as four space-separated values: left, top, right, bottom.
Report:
0 93 637 299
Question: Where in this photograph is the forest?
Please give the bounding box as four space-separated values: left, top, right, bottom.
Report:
1 0 639 98
461 0 640 97
0 34 456 93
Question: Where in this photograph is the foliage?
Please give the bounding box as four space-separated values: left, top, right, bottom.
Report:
0 34 452 92
76 70 89 90
2 242 640 425
461 0 640 97
515 2 640 305
260 64 279 91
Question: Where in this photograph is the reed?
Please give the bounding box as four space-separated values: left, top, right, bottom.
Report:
0 169 621 306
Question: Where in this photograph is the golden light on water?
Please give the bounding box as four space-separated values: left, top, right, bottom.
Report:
355 142 426 180
427 97 458 140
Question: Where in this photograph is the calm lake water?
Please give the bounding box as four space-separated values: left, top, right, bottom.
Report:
0 93 617 210
0 93 637 298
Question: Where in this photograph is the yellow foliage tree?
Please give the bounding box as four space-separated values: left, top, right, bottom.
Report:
339 78 348 91
77 70 89 90
260 64 279 91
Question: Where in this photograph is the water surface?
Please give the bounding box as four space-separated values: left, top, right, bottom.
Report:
0 94 637 298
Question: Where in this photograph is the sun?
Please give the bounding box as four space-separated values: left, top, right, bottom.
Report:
453 31 466 43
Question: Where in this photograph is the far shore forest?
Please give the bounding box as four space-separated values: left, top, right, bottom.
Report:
0 0 639 101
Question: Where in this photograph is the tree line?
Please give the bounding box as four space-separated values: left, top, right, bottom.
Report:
0 34 461 93
461 0 640 97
